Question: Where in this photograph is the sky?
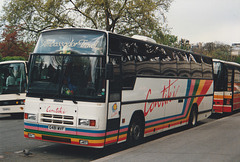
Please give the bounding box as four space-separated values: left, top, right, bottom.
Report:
166 0 240 45
0 0 240 45
0 1 4 35
0 1 2 11
0 1 3 16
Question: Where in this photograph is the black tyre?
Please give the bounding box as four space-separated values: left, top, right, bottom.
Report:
188 106 198 127
127 116 144 145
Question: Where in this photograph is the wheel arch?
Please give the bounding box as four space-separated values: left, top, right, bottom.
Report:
127 110 145 144
129 110 145 127
188 103 199 127
192 103 199 113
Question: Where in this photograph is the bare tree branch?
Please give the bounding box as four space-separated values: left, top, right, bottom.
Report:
69 0 98 29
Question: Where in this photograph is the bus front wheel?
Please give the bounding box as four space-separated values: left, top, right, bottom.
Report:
127 116 144 145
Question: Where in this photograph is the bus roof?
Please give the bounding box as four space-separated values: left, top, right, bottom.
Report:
213 59 240 67
39 28 211 59
41 27 108 34
0 60 26 65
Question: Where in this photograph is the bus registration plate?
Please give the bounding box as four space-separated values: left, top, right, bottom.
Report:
48 125 65 131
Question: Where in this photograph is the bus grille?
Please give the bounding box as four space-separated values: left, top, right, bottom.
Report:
40 113 74 125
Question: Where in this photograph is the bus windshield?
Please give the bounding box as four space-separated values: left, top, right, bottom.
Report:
0 62 27 94
28 55 106 102
34 29 106 55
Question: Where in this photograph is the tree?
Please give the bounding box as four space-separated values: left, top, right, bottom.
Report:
192 42 233 61
1 0 173 40
0 25 35 60
1 56 26 61
236 56 240 64
153 31 178 47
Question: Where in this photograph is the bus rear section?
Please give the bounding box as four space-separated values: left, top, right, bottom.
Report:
213 59 240 113
0 61 27 117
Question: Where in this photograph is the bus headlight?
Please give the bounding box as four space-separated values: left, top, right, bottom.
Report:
21 100 25 105
24 113 37 121
28 133 35 138
78 119 96 127
79 140 88 145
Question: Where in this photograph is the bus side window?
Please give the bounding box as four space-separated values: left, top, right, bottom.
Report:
136 43 160 76
213 62 226 91
109 57 121 102
121 40 136 89
227 68 233 91
177 51 190 78
159 47 177 77
109 36 121 55
234 69 240 92
202 56 213 79
190 54 202 78
0 67 7 94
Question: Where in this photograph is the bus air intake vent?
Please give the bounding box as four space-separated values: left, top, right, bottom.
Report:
42 135 71 143
41 113 74 125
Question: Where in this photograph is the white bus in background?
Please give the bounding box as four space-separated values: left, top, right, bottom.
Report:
24 28 213 148
0 60 27 117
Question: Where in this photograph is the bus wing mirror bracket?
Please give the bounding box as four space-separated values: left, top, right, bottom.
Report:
105 63 114 80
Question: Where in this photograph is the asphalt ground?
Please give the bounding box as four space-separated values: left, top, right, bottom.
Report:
93 112 240 162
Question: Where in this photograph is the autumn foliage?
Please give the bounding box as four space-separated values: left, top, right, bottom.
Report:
0 25 35 60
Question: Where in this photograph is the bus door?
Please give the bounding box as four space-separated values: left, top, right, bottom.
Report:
106 56 122 145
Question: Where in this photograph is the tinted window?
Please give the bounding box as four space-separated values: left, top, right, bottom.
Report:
213 62 227 91
202 56 213 79
190 54 202 78
109 56 121 101
109 33 212 80
121 39 136 89
160 47 177 76
28 55 105 101
109 36 121 55
234 69 240 93
136 43 160 76
227 68 233 91
177 52 190 78
0 63 27 94
34 30 106 55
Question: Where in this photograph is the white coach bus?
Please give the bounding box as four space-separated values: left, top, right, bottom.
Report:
0 60 27 117
24 28 213 148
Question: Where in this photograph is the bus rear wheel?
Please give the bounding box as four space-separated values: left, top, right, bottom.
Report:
127 116 144 145
188 106 198 127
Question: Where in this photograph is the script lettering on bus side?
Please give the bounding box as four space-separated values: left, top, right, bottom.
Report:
144 79 180 116
46 106 66 114
40 39 102 51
